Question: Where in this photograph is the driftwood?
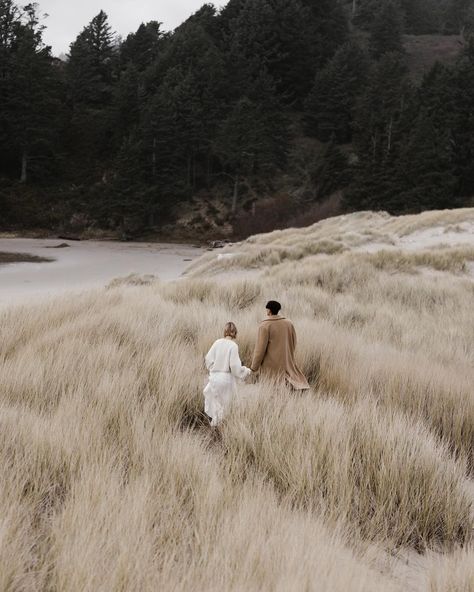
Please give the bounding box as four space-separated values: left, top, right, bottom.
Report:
208 240 232 249
45 242 70 249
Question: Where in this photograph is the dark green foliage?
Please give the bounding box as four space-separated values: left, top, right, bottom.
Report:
353 53 412 161
0 2 61 183
449 40 474 196
65 10 117 178
443 0 474 35
400 0 443 34
346 53 414 212
356 0 444 34
214 70 288 210
369 1 404 59
393 112 457 211
215 75 287 175
300 0 349 65
228 0 315 101
0 0 472 233
120 21 163 71
305 41 370 142
314 136 351 199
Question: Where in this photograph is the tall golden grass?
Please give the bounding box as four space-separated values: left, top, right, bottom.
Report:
0 208 473 590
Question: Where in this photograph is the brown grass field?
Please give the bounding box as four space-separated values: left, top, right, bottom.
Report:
0 208 473 591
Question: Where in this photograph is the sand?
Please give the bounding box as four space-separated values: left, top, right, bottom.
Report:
0 238 203 308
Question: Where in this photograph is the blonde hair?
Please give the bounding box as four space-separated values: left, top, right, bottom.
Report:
224 322 238 339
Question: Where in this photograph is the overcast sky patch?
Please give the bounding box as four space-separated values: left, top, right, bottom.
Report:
37 0 226 56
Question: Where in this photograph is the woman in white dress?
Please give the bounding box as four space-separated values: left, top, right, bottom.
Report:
204 322 251 426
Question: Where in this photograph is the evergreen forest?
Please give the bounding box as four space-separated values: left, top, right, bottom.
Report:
1 0 474 238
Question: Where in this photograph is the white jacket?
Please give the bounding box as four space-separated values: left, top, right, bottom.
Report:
205 338 251 380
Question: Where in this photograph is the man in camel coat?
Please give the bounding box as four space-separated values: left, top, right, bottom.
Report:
251 300 310 390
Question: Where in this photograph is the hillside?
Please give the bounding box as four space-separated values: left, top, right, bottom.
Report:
1 208 473 590
404 33 464 79
1 0 473 239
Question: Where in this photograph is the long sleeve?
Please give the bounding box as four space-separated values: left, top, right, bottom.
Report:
290 323 297 351
251 324 269 372
229 344 251 380
205 342 216 371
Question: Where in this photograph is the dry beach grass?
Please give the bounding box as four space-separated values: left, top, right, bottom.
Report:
0 208 473 590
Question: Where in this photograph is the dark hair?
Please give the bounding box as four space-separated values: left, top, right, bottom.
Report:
266 300 281 315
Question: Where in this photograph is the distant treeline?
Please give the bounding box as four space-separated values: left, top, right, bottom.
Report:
0 0 473 234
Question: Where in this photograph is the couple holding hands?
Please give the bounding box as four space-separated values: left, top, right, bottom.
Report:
204 300 309 426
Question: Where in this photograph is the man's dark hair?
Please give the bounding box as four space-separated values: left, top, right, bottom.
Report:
266 300 281 315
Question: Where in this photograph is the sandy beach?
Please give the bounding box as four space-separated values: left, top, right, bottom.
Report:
0 238 203 307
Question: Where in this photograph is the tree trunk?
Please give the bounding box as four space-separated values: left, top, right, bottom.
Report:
352 0 357 15
187 155 192 187
232 173 239 214
206 152 212 188
371 135 377 160
152 137 157 178
20 150 28 183
387 117 393 154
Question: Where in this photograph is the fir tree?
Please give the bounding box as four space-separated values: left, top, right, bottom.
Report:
353 52 412 162
449 40 474 197
0 2 60 182
229 0 315 101
120 21 163 72
304 41 369 142
369 1 404 59
66 11 117 177
394 111 457 211
300 0 349 66
314 135 351 199
348 53 413 211
443 0 474 35
214 70 288 212
400 0 442 34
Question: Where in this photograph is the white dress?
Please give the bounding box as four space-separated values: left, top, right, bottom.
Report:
204 338 251 426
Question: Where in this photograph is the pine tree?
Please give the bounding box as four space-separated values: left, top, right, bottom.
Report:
393 112 457 211
304 41 369 142
0 0 21 174
400 0 442 34
300 0 349 66
102 134 161 233
449 40 474 197
111 63 141 147
214 70 288 212
229 0 315 101
369 1 404 59
145 19 228 192
66 11 117 177
348 53 413 211
353 52 412 162
353 0 381 29
120 21 163 72
0 2 60 182
443 0 474 35
314 135 351 199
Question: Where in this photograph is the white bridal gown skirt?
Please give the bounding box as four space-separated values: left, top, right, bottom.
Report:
204 371 237 426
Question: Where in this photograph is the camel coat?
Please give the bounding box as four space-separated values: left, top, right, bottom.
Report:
251 316 309 390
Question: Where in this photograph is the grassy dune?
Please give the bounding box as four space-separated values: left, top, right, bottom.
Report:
0 209 473 590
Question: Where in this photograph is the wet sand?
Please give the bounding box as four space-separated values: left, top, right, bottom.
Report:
0 239 203 307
